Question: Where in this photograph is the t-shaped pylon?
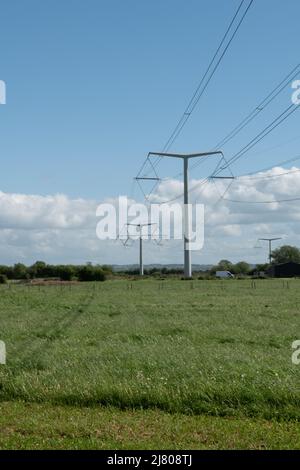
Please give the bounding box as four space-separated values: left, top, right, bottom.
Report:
148 151 223 278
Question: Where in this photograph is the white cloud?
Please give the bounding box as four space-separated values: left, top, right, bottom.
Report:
0 192 96 230
0 166 300 265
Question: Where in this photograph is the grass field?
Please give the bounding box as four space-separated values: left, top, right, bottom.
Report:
0 279 300 449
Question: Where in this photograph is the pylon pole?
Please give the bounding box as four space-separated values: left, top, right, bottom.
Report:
183 157 191 278
126 223 155 276
139 234 143 276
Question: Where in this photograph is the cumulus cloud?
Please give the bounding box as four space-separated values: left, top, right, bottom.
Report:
147 166 300 263
0 166 300 265
0 192 96 229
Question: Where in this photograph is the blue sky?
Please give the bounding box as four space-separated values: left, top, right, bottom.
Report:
0 0 299 265
0 0 299 200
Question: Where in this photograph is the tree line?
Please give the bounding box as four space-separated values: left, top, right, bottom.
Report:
0 261 111 283
0 245 299 283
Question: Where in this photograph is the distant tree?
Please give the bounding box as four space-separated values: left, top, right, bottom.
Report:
271 245 300 264
0 261 111 282
248 263 270 276
218 259 233 270
0 265 14 279
101 265 113 274
29 261 47 278
0 274 7 284
255 263 270 273
232 261 251 275
77 265 106 282
58 265 75 281
128 269 140 276
149 267 160 275
13 263 27 279
210 259 233 274
93 268 106 282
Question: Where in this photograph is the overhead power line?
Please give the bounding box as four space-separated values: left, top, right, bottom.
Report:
212 63 300 150
161 0 253 154
235 154 300 177
203 153 300 206
209 102 300 206
189 66 300 178
163 61 300 181
237 168 300 180
215 103 300 174
137 0 255 178
140 104 300 207
145 102 300 207
189 62 300 174
223 196 300 204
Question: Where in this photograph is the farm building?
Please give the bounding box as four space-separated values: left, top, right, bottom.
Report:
267 262 300 278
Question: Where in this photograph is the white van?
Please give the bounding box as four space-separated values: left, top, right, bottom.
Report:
216 270 235 279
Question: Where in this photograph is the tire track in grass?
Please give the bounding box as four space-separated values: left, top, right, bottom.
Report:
12 286 96 369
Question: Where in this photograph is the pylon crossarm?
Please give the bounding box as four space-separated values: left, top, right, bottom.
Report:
135 177 160 181
210 176 235 179
148 151 223 159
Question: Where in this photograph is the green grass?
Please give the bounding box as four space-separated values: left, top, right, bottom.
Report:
0 401 300 449
0 279 300 448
